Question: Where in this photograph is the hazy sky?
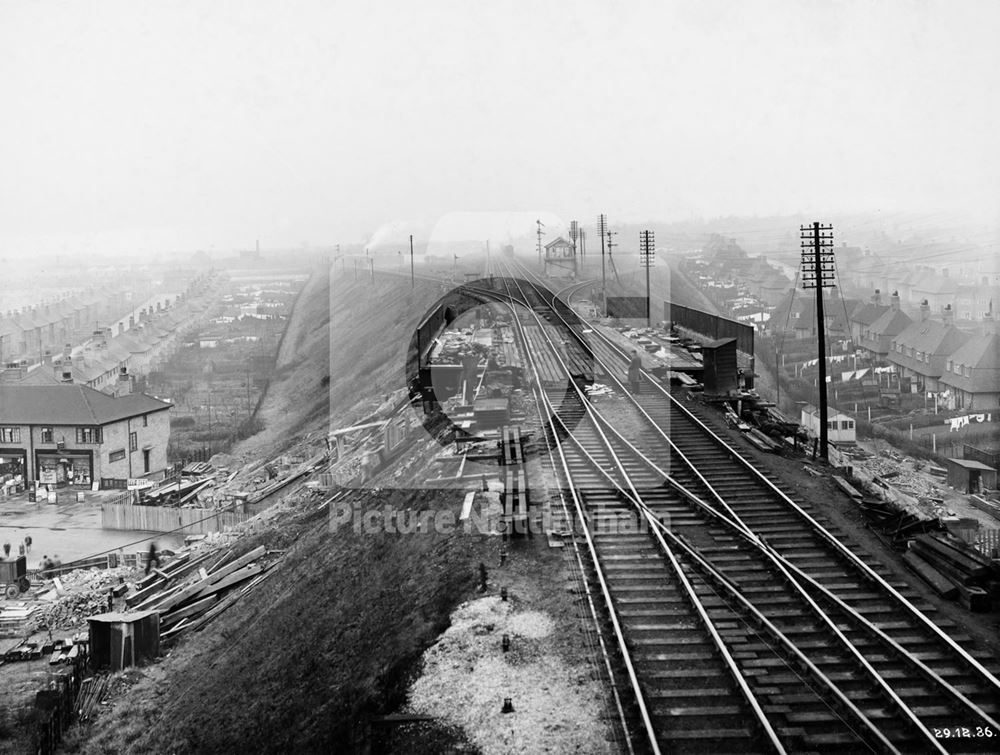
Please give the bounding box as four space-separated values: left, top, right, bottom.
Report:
1 0 998 257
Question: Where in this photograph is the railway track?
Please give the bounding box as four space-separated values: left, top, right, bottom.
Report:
487 259 1000 754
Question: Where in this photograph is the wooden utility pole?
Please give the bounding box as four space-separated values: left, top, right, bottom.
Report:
640 230 655 327
410 234 415 288
536 219 545 266
597 214 607 315
606 224 619 284
801 222 835 460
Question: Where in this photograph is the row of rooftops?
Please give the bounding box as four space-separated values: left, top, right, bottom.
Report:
773 287 999 395
15 307 194 388
0 291 112 337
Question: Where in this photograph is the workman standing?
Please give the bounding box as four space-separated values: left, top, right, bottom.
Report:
628 351 643 393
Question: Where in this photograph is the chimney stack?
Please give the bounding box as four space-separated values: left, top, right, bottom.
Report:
890 290 900 311
942 305 954 327
872 289 881 305
919 299 930 321
117 365 133 395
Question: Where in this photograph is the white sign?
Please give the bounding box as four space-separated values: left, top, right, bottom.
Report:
127 478 154 490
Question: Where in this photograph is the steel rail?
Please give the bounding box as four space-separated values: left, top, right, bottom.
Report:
493 271 662 755
552 412 890 754
519 261 1000 698
498 264 789 753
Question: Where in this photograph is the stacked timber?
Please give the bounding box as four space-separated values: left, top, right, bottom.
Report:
857 498 943 550
120 546 277 641
904 533 1000 612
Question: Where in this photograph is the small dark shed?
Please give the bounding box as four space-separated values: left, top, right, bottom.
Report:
944 458 998 495
88 610 160 671
701 338 738 395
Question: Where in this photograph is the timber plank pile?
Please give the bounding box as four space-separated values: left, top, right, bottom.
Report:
124 545 278 640
857 497 943 549
903 532 1000 612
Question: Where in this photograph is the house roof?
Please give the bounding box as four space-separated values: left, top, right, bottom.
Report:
939 333 1000 394
869 308 912 337
0 384 170 425
893 320 969 356
15 367 61 385
0 319 21 338
544 236 573 250
912 271 958 296
113 334 153 354
850 302 889 326
801 404 852 419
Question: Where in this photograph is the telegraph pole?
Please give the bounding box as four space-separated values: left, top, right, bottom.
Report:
410 234 415 288
606 224 619 284
597 214 607 315
640 230 655 327
536 219 545 266
801 222 835 460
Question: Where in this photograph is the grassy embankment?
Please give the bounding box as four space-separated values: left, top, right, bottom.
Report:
69 268 503 753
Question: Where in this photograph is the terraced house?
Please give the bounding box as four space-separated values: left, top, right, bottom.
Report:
0 384 171 488
887 301 969 393
938 316 1000 410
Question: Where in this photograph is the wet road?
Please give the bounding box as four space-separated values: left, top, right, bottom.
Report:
0 497 184 569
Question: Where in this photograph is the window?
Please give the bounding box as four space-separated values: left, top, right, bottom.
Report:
76 427 102 444
40 427 53 443
964 366 972 378
142 414 148 427
947 360 953 372
0 427 20 443
109 449 126 463
129 431 138 452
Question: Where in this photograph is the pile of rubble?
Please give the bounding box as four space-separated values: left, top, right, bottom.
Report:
854 452 946 503
32 566 139 630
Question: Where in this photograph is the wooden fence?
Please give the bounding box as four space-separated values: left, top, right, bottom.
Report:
101 503 250 534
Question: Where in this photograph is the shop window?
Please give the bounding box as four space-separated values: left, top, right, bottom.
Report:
0 427 21 443
40 427 54 443
76 427 103 444
109 449 126 463
129 432 138 452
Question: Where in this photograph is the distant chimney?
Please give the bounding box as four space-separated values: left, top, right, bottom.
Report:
117 365 133 395
919 299 930 321
942 304 954 327
872 289 881 305
890 291 900 311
